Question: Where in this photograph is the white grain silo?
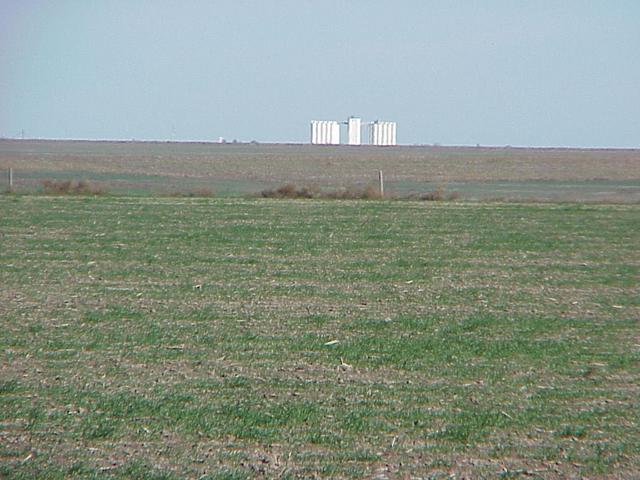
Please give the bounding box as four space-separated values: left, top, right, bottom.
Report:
347 117 361 145
369 121 381 146
310 121 318 144
335 122 341 144
311 120 325 144
311 120 340 145
368 120 397 146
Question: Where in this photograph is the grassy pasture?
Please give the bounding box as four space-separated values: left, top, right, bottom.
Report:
2 139 640 201
1 196 638 478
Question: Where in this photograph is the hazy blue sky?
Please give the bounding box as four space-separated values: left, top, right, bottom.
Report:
1 1 639 147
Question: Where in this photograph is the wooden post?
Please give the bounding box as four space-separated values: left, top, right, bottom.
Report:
378 170 384 198
8 168 13 190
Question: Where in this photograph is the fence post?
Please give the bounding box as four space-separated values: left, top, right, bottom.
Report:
8 168 12 191
378 170 384 198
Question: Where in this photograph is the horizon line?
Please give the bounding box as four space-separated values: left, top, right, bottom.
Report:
1 136 638 151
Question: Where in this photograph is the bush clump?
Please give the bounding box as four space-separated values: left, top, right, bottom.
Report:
260 183 460 201
261 184 319 199
419 186 460 201
324 184 382 200
261 183 385 200
41 179 107 196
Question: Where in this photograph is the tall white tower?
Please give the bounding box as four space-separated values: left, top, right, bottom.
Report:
347 117 361 145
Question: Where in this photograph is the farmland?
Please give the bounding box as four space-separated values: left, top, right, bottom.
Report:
1 195 639 478
1 139 640 201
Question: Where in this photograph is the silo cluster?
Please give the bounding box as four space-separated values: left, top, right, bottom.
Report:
368 121 397 146
310 117 397 146
310 121 340 145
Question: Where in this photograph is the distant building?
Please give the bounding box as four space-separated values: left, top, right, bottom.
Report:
310 120 340 145
310 116 397 146
368 121 397 146
347 117 361 145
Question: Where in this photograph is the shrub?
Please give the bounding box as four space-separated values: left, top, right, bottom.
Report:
261 183 464 201
322 184 383 200
420 186 446 201
261 184 319 199
41 179 107 195
261 182 388 200
418 186 460 201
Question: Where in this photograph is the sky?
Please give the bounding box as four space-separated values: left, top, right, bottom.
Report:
1 1 639 147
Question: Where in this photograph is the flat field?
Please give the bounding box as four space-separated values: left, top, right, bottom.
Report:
1 140 640 201
1 196 639 478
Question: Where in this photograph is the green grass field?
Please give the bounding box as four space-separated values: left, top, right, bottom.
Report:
1 196 638 478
